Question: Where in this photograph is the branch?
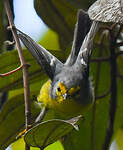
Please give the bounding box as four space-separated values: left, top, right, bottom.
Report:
115 42 123 47
4 1 31 150
91 40 104 150
0 65 23 77
116 51 123 57
91 57 110 62
90 27 111 149
114 25 123 48
102 29 117 150
117 74 123 80
114 25 123 41
95 89 110 100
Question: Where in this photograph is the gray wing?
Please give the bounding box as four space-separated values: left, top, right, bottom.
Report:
65 10 92 66
75 21 99 77
18 30 63 80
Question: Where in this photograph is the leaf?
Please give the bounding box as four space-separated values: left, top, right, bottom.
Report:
0 92 41 150
34 0 98 49
0 29 65 149
115 129 123 150
64 0 96 9
34 0 77 49
11 138 64 150
0 49 64 92
24 116 82 149
40 29 60 50
88 0 123 23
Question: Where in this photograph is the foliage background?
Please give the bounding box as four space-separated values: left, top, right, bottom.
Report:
0 0 123 150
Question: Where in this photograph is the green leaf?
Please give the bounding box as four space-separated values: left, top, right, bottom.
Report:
11 138 64 150
34 0 97 50
0 49 64 92
116 129 123 150
64 0 96 9
0 92 41 150
0 30 65 149
24 116 82 149
40 29 60 50
34 0 77 49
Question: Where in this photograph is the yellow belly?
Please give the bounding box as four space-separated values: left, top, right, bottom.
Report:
38 80 92 118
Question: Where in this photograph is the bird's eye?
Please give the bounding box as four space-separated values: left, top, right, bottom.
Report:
57 87 61 92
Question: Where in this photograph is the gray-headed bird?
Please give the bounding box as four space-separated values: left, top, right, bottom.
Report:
18 10 99 119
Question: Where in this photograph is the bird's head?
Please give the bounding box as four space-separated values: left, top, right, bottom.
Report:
50 68 82 103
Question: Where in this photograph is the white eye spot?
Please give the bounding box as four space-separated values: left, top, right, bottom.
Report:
50 57 55 66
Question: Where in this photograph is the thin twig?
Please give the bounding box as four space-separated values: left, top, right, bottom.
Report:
114 25 123 41
102 29 117 150
114 25 123 48
4 1 31 150
116 51 123 57
99 26 111 31
91 35 105 150
95 89 110 100
117 74 123 80
0 65 23 77
91 57 110 62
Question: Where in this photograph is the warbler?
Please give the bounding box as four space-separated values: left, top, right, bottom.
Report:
18 10 99 119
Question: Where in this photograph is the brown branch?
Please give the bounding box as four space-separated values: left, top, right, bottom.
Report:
114 25 123 41
91 57 110 62
117 74 123 80
91 40 104 150
4 1 31 150
99 25 111 31
95 89 110 100
114 25 123 48
0 65 23 77
102 29 117 150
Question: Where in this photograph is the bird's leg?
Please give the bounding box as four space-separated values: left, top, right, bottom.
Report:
35 106 48 123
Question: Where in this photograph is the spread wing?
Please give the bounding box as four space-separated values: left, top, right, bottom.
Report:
18 30 63 80
65 10 92 66
75 21 99 77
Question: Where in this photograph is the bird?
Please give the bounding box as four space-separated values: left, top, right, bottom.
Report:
18 10 99 120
